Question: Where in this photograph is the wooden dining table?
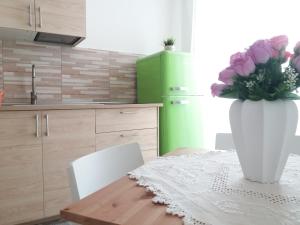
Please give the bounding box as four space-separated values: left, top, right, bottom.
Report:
60 148 202 225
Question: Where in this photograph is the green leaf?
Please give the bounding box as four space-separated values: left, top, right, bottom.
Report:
219 90 238 99
248 95 262 101
284 93 300 100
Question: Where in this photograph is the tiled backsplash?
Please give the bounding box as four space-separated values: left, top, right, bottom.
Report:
0 40 141 104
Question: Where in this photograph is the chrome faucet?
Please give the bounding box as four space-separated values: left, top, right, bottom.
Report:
31 64 37 105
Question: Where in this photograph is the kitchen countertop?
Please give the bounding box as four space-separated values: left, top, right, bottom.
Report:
0 103 163 111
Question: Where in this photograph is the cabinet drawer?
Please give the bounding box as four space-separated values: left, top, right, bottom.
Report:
96 107 157 133
96 128 158 161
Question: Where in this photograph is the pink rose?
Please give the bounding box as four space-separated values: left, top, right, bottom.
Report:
211 83 227 97
230 52 255 76
218 67 236 85
283 51 292 62
248 39 273 64
270 35 288 50
292 55 300 72
294 41 300 55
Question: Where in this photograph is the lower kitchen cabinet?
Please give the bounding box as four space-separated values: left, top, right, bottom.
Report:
0 111 43 225
42 110 95 217
0 105 160 225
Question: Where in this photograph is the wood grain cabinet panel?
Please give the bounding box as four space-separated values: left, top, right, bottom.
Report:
0 106 159 224
35 0 86 37
142 150 158 163
0 0 35 31
42 109 95 217
96 107 157 133
96 128 158 162
0 111 43 225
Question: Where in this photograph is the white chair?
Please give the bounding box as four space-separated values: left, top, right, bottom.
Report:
68 142 144 201
215 133 235 150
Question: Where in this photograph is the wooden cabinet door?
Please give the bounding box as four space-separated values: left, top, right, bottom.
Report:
0 0 35 31
0 111 43 225
42 109 95 217
35 0 86 37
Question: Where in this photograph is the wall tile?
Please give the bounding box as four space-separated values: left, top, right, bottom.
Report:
2 41 62 103
62 47 109 69
3 41 61 66
62 47 110 102
109 68 136 103
3 63 61 104
0 40 3 90
1 41 140 104
0 40 2 59
109 52 141 69
109 52 141 103
62 87 110 103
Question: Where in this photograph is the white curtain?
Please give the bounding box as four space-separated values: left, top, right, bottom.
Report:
191 0 300 149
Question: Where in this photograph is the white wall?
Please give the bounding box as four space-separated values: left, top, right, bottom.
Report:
79 0 191 54
181 0 194 52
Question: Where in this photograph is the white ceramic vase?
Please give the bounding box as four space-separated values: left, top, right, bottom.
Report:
229 100 298 183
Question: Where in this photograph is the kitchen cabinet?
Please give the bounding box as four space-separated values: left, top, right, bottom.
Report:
0 0 35 31
96 107 159 162
0 111 43 225
0 0 86 45
35 0 86 37
0 109 95 224
42 110 95 217
0 104 160 225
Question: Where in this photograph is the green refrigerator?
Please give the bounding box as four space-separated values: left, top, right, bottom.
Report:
137 51 203 155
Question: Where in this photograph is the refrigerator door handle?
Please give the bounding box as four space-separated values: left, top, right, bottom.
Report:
170 86 189 91
171 100 190 105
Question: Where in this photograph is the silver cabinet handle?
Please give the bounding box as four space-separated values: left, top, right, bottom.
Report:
29 4 32 26
120 133 139 138
120 111 136 114
45 114 49 136
39 7 42 28
171 100 190 105
170 86 189 91
35 114 39 137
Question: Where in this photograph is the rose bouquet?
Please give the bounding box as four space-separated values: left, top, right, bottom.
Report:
211 35 300 101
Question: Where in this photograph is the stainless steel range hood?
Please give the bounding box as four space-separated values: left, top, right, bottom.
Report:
34 32 84 46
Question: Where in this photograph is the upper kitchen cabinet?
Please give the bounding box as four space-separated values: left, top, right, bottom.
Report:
35 0 86 42
0 0 86 46
0 0 35 31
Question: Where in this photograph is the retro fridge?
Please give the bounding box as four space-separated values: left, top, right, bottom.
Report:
137 51 203 155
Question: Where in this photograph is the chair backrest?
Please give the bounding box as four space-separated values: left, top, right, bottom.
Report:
215 133 235 150
68 142 144 201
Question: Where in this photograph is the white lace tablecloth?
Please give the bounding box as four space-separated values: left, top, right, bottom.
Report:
128 151 300 225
